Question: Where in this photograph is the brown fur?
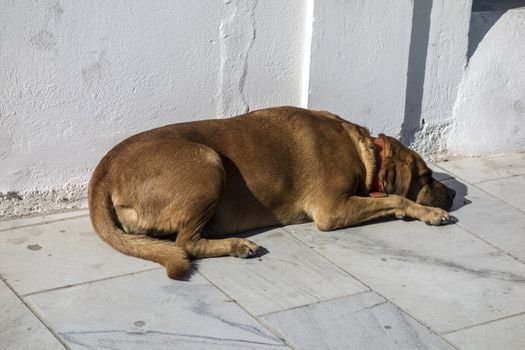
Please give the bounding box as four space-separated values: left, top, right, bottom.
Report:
88 106 455 279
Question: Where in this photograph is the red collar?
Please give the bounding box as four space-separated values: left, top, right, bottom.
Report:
370 137 387 197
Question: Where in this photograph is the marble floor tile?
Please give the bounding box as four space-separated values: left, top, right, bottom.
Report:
443 178 525 261
262 291 454 350
285 221 525 333
445 312 525 350
25 269 288 350
476 175 525 212
0 210 89 231
435 153 525 184
0 215 157 295
0 280 65 350
198 228 367 316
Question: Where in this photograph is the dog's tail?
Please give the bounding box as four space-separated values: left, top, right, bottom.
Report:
88 161 190 279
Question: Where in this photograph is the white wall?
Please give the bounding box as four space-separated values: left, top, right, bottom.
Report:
2 0 525 216
308 0 413 137
447 8 525 155
405 0 472 158
0 0 307 216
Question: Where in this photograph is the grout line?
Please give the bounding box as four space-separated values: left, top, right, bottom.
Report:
434 176 454 181
433 162 525 189
0 275 71 350
472 173 525 185
0 213 90 232
430 164 471 183
196 271 299 350
256 290 374 318
22 267 162 297
443 310 525 335
281 225 461 350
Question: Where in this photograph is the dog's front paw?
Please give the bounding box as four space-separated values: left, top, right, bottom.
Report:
421 207 452 226
231 239 259 258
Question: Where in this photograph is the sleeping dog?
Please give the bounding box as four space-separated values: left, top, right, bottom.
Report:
88 106 455 279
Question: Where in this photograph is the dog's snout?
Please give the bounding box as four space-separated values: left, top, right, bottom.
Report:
448 188 456 200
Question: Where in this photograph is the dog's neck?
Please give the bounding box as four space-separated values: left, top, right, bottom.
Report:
370 137 386 198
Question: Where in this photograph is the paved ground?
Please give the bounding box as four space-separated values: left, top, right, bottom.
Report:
1 153 525 350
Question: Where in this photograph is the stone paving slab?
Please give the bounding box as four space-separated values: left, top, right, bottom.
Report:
1 154 525 349
444 312 525 350
285 220 525 333
0 280 65 350
436 153 525 184
442 178 525 261
198 228 368 316
0 215 157 295
25 269 288 350
262 291 454 350
476 174 525 212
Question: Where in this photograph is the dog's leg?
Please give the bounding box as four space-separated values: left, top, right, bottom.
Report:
312 194 451 231
179 235 259 259
172 220 258 259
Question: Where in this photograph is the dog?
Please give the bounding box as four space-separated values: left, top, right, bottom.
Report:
88 106 456 279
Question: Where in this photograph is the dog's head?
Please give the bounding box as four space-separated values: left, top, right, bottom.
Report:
376 134 455 210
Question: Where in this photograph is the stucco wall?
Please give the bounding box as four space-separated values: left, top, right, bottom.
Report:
1 0 525 217
308 0 413 137
404 0 472 158
0 0 307 215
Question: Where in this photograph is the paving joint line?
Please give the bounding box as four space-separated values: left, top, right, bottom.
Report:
0 274 71 350
0 213 90 232
256 290 377 318
472 173 525 185
196 270 299 350
21 267 162 297
443 310 525 335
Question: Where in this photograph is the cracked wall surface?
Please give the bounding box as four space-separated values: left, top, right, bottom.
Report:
0 0 306 217
216 0 257 117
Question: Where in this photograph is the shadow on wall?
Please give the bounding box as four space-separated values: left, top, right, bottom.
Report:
400 0 433 147
400 0 525 148
468 0 525 59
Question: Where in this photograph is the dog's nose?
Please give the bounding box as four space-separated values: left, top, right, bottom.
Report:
448 188 456 200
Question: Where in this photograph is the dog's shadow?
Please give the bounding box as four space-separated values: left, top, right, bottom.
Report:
182 172 471 279
433 171 471 213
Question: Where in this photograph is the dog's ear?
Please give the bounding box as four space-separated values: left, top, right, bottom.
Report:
378 135 415 197
395 155 416 197
377 135 395 194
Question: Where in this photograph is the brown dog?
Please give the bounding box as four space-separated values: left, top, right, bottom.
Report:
88 106 455 279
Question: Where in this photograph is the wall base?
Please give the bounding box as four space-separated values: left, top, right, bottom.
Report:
0 183 87 218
